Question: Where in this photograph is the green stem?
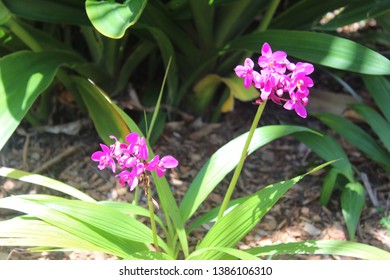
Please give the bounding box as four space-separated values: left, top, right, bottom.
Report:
215 0 280 222
216 100 267 222
147 188 160 252
257 0 281 32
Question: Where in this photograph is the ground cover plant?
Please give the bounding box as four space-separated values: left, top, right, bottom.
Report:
0 0 390 259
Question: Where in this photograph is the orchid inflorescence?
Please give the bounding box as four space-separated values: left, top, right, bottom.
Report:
235 42 314 118
91 132 178 196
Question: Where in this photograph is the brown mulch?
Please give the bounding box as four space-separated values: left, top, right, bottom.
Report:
0 100 389 260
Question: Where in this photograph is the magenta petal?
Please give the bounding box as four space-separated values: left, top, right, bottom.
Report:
146 155 159 171
234 65 246 77
125 132 139 144
244 76 252 88
257 56 268 68
160 156 178 168
261 42 271 57
244 58 254 68
283 100 294 110
129 177 138 191
91 151 104 161
295 103 307 118
272 51 287 62
156 167 165 178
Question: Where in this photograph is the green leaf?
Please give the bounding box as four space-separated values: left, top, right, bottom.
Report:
3 0 89 25
316 113 390 171
98 200 166 233
0 167 96 203
189 0 214 50
320 167 340 205
318 0 390 30
139 3 199 62
215 0 268 46
341 182 366 239
350 103 390 154
0 216 104 252
179 125 317 223
85 0 147 38
0 50 83 151
362 75 390 123
193 162 333 260
227 30 390 75
246 240 390 260
0 195 151 258
293 131 354 182
71 76 131 144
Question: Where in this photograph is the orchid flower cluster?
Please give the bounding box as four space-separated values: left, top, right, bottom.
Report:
235 42 314 118
91 132 178 193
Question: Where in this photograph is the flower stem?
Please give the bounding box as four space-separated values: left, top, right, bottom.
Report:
216 100 267 222
147 187 160 252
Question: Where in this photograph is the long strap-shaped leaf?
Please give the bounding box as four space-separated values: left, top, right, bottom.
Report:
0 167 96 202
349 103 390 155
0 195 172 257
226 30 390 75
363 75 390 123
245 240 390 260
179 125 317 223
193 162 333 260
316 112 390 171
0 216 173 260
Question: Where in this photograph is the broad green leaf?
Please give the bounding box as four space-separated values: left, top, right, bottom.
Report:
362 75 390 123
246 240 390 260
350 103 390 154
194 162 333 260
227 30 390 75
0 195 150 258
293 131 354 182
320 167 340 205
3 0 89 25
0 51 83 151
270 0 353 29
179 125 318 223
316 113 390 171
188 247 259 260
85 0 147 38
318 0 390 30
0 167 96 203
341 182 366 239
71 76 131 144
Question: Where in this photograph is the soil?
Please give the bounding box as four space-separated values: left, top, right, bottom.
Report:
0 89 390 260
